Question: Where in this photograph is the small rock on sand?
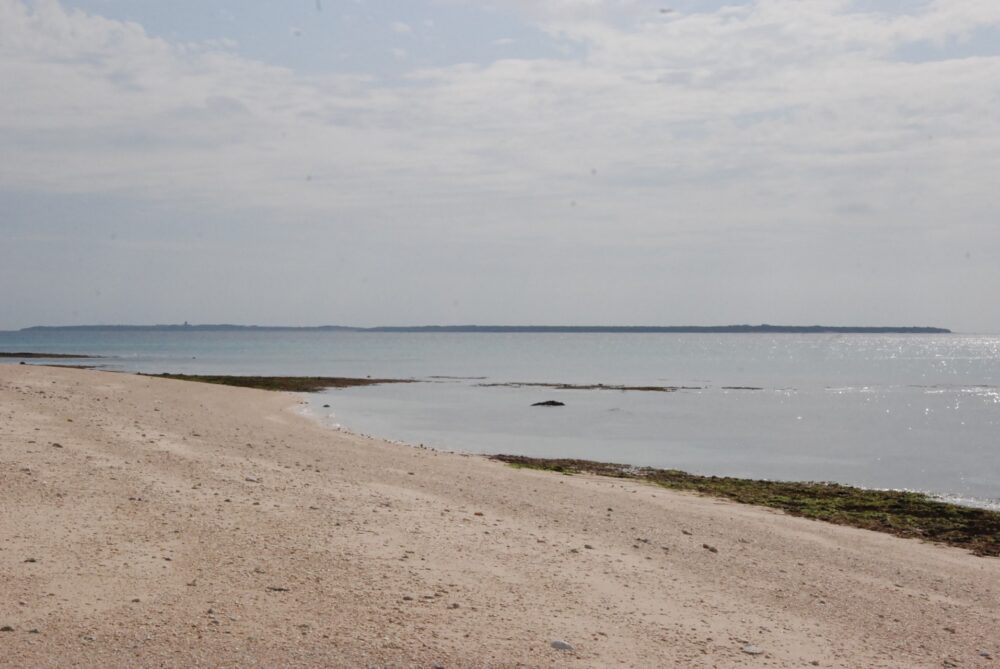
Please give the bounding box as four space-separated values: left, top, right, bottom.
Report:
551 640 574 651
741 644 764 655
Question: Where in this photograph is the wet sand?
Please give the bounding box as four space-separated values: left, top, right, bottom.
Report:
1 365 996 668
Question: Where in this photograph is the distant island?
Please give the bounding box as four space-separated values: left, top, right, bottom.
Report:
18 324 952 334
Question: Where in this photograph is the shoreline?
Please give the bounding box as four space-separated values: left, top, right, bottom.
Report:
2 364 997 667
158 370 1000 519
38 365 1000 515
298 402 1000 554
9 363 1000 512
489 455 1000 556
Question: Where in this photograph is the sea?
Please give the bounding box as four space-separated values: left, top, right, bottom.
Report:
2 328 998 509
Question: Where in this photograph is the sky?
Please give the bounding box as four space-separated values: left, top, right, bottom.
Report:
2 0 999 332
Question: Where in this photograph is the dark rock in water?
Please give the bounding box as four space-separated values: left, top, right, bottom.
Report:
532 400 565 407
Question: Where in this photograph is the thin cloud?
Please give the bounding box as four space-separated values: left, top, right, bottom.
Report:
2 0 999 328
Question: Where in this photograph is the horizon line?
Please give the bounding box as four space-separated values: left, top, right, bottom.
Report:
12 323 953 334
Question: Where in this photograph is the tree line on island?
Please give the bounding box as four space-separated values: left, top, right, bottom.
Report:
18 324 951 334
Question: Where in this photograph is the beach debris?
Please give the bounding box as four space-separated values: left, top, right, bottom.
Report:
1 626 14 632
681 529 692 535
51 442 63 448
244 476 261 483
702 543 718 553
980 650 993 659
584 544 594 549
741 644 764 655
24 557 37 563
532 400 565 407
266 586 290 592
551 639 575 651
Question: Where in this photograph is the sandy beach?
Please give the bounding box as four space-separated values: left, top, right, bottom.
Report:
1 365 997 668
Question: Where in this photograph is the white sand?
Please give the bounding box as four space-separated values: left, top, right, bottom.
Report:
1 365 997 668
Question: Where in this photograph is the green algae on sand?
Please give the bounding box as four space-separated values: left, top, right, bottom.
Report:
492 455 1000 557
145 373 414 392
0 352 99 358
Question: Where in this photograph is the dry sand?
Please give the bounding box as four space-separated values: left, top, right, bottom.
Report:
1 364 997 668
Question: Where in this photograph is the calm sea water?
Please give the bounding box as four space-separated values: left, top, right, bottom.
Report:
2 329 998 507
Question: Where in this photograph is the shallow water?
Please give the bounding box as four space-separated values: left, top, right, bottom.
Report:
2 329 998 506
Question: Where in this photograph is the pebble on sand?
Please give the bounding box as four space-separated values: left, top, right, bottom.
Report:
551 640 574 651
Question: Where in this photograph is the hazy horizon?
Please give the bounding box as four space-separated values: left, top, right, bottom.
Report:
5 321 960 334
3 1 999 332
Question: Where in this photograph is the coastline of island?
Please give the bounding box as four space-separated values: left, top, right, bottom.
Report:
13 323 952 334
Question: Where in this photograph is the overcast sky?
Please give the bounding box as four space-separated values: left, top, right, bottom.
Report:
2 0 999 332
